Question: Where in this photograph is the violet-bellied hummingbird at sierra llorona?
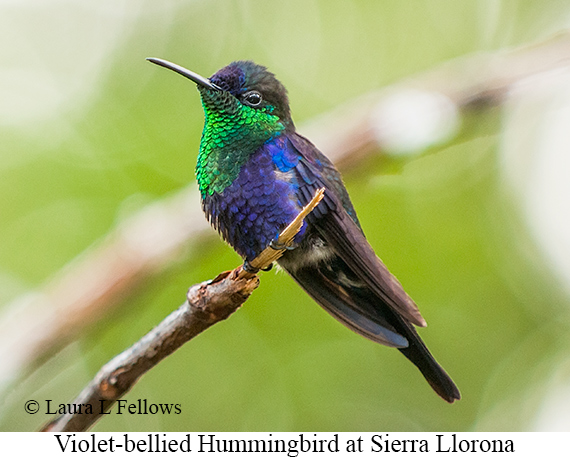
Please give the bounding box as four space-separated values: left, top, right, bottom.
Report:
147 57 460 403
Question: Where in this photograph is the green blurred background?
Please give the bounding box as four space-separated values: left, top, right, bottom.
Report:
2 0 570 431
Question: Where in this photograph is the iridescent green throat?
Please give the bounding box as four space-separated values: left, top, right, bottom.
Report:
195 91 285 196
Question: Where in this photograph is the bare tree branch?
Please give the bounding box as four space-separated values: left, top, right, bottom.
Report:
40 270 257 432
40 189 325 432
2 32 570 394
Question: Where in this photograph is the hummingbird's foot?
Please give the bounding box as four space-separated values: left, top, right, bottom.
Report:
269 239 297 251
242 260 260 274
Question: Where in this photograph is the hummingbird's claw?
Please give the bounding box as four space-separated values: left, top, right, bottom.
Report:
242 260 260 274
269 239 297 251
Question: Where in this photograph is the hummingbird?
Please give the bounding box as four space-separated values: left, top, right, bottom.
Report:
148 57 460 403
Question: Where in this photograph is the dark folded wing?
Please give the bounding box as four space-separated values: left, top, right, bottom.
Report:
288 133 426 327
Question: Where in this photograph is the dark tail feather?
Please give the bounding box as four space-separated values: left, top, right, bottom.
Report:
397 323 461 403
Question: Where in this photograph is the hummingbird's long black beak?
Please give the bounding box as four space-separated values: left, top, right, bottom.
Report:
146 57 222 91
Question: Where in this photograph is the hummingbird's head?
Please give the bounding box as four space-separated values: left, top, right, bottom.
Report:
207 61 293 129
147 57 293 131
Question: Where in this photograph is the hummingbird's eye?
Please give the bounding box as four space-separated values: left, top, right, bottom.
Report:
242 90 262 107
